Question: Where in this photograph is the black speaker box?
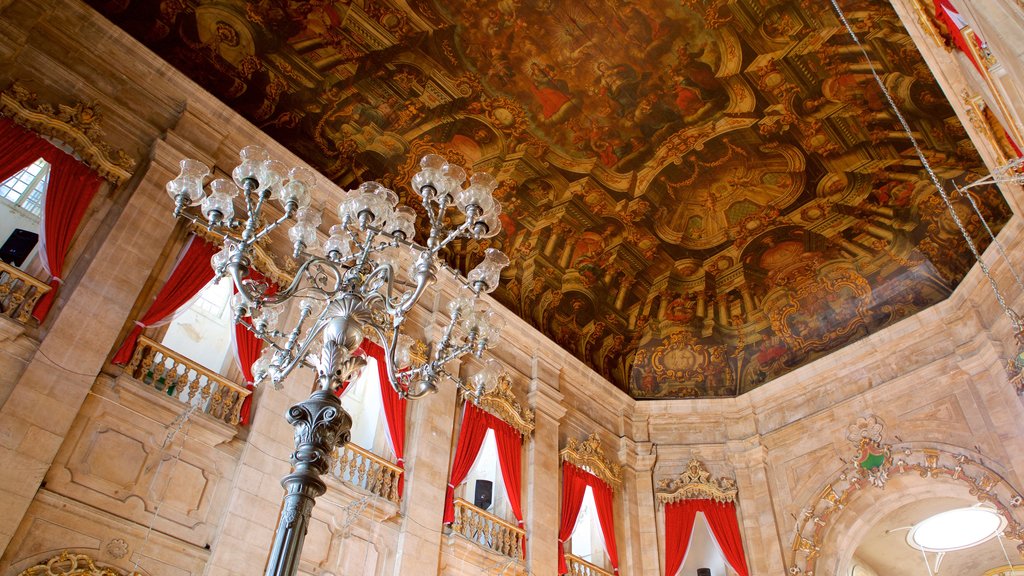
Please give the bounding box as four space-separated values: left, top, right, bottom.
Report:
473 479 493 510
0 228 38 267
697 569 712 576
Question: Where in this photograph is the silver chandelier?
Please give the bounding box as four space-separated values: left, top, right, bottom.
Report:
167 148 510 398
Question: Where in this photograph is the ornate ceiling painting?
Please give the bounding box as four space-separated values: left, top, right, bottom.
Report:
89 0 1011 398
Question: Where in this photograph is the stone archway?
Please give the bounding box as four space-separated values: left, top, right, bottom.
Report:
788 416 1024 576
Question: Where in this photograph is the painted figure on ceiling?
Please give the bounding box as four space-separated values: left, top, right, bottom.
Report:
526 62 574 120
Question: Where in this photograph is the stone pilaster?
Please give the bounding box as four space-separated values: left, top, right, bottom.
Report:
726 441 786 576
525 356 565 575
620 438 659 576
0 139 185 553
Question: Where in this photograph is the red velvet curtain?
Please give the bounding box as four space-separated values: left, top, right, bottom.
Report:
591 476 620 574
0 119 51 182
442 401 491 524
557 463 589 575
493 417 524 527
34 147 104 321
111 235 218 364
663 500 700 576
933 0 981 71
702 500 750 576
361 339 407 495
233 270 278 426
663 499 749 576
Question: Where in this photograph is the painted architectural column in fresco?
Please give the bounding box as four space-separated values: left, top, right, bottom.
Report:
526 360 566 574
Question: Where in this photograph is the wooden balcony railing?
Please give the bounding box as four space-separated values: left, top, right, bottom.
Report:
330 441 403 504
564 554 615 576
451 497 525 559
126 335 252 426
0 261 50 325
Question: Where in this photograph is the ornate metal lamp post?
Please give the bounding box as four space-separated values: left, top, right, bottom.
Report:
166 149 509 576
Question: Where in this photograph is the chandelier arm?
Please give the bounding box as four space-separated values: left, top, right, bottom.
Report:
419 185 441 230
431 219 475 256
262 257 346 305
252 203 297 243
268 313 335 386
363 322 408 396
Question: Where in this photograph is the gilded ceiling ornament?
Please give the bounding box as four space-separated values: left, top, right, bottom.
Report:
656 458 738 504
561 433 622 488
0 82 135 185
17 550 140 576
473 372 535 435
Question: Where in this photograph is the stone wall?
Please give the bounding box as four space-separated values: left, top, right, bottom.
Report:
0 1 1021 576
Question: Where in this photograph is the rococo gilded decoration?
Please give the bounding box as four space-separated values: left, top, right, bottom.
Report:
474 373 535 436
789 416 1024 575
657 458 738 504
0 82 135 185
561 433 622 488
17 550 140 576
88 0 1012 398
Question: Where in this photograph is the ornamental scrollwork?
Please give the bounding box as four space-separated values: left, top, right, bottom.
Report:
656 458 738 504
17 550 140 576
0 82 136 185
474 372 535 435
789 415 1024 576
561 433 622 488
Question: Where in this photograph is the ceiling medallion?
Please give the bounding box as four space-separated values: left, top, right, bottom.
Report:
656 458 738 505
561 433 622 488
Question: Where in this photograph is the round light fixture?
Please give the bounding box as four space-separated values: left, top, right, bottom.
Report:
907 506 1006 552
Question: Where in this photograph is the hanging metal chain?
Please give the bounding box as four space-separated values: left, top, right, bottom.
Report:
827 0 1023 333
956 182 1024 294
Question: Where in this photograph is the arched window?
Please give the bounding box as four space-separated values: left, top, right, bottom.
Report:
0 157 49 216
676 512 735 576
458 428 511 520
569 485 607 566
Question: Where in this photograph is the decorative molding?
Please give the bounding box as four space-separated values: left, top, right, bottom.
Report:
18 550 140 576
475 373 535 436
0 82 135 185
788 415 1024 575
561 433 622 488
656 458 738 504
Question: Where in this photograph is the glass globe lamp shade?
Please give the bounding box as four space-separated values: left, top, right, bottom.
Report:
388 206 417 240
232 145 270 188
289 207 321 247
201 178 238 222
166 159 210 204
470 358 503 393
467 248 510 293
281 166 315 208
323 225 353 260
411 154 447 197
439 162 467 199
260 160 288 197
395 333 415 369
473 203 503 239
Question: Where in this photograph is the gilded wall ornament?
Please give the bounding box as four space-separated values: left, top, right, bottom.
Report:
18 550 140 576
561 433 622 488
0 82 135 185
474 373 535 435
656 458 738 504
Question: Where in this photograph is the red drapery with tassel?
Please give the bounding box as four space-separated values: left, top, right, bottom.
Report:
111 235 218 364
443 401 492 523
34 146 104 321
233 270 278 426
557 462 589 575
0 118 105 322
493 416 524 533
663 499 749 576
360 339 407 495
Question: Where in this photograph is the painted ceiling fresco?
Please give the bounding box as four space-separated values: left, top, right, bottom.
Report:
88 0 1012 398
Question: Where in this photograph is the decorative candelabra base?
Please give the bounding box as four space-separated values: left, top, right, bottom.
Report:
264 389 352 576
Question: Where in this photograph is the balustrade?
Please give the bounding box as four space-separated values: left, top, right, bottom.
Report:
329 442 403 503
451 497 525 560
0 261 50 324
564 554 615 576
125 335 251 425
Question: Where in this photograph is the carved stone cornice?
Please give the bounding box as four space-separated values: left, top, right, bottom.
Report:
1 82 135 185
656 459 738 504
561 433 623 488
188 222 294 288
476 373 535 436
18 550 140 576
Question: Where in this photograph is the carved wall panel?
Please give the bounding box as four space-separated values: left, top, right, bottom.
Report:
43 382 240 548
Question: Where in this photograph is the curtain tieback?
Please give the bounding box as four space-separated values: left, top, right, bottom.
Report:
447 483 455 489
396 457 404 464
134 321 147 328
51 276 63 284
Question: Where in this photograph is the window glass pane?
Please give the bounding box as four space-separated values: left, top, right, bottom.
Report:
340 357 389 453
462 428 510 518
161 279 235 373
571 486 606 565
0 158 49 216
